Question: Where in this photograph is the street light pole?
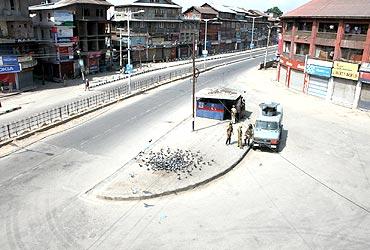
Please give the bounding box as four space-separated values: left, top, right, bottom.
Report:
263 26 272 69
192 33 196 131
119 28 122 73
116 9 144 93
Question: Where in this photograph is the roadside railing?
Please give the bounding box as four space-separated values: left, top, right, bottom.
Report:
0 46 277 144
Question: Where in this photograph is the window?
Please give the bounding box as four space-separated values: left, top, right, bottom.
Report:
47 13 51 22
9 0 15 10
315 45 335 60
41 29 45 39
256 121 278 130
84 8 90 17
96 9 99 17
344 23 368 35
159 22 164 28
295 43 310 55
39 13 42 22
341 48 363 62
285 22 293 32
24 24 27 28
140 21 144 28
318 23 338 33
100 9 104 17
283 41 291 53
297 22 312 31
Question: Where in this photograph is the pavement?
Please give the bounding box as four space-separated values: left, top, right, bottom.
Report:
89 117 250 201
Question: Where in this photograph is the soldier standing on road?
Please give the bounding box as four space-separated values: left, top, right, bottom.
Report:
231 105 237 124
237 125 243 149
85 78 90 91
63 74 67 87
245 124 254 146
226 122 233 145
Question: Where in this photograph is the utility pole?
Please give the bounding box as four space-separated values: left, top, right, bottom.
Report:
192 33 196 131
264 26 274 69
119 28 122 74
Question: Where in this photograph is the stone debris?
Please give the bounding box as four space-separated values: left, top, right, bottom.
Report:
136 147 212 180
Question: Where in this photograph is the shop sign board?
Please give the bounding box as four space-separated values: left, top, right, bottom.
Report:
360 63 370 73
0 56 18 66
280 56 305 71
332 61 359 81
360 72 370 84
53 11 74 26
0 64 21 74
306 64 332 78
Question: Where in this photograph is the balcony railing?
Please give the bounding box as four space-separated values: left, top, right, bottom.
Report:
317 32 337 40
343 33 367 41
296 31 311 39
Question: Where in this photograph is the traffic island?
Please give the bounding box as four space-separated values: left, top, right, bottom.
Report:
87 117 251 201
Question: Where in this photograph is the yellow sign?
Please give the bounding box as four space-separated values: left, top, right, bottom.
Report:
332 61 359 80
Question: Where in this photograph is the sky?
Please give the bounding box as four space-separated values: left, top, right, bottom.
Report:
173 0 310 13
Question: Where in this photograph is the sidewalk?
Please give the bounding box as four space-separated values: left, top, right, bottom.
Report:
88 117 250 200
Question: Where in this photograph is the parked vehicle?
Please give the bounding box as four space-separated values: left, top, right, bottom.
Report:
253 102 283 152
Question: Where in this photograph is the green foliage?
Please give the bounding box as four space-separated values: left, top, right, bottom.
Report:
266 6 283 17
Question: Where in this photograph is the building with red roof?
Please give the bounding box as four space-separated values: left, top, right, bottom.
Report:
278 0 370 110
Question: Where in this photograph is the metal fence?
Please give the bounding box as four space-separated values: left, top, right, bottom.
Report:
0 67 193 143
0 46 276 144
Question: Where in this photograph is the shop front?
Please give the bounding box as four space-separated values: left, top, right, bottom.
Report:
87 51 101 74
331 61 359 108
358 63 370 110
278 56 305 90
305 59 332 98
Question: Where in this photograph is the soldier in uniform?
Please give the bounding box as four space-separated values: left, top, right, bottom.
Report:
237 125 243 149
245 124 254 146
231 105 237 124
226 122 233 145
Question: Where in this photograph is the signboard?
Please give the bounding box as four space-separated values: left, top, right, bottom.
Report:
56 26 73 43
280 56 305 71
202 50 208 56
18 56 33 63
0 64 21 74
130 37 146 47
307 58 333 68
306 64 332 78
360 63 370 73
332 61 359 81
53 11 74 26
0 56 18 65
125 64 133 74
360 72 370 84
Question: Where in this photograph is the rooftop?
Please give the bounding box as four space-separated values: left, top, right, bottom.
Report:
196 87 242 101
283 0 370 19
109 0 181 8
29 0 112 10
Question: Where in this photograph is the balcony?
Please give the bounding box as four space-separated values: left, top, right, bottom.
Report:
292 54 307 62
317 32 337 40
343 33 367 41
295 30 311 42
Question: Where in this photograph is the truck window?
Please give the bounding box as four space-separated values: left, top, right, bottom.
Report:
256 121 279 130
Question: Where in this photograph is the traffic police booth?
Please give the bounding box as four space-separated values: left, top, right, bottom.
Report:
195 87 244 121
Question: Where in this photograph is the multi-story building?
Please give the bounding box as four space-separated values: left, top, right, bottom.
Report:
112 0 183 66
178 16 200 58
278 0 370 110
0 0 38 90
29 0 112 81
183 3 273 55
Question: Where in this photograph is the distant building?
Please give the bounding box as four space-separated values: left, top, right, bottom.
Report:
0 0 38 90
112 0 183 66
278 0 370 110
29 0 112 81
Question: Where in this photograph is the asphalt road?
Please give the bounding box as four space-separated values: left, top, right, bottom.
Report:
0 48 275 125
0 54 272 249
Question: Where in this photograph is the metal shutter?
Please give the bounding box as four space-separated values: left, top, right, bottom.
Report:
332 77 356 107
279 66 287 85
289 69 304 92
358 83 370 110
307 76 329 98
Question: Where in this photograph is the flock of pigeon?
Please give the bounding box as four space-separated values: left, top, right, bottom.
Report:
136 147 214 180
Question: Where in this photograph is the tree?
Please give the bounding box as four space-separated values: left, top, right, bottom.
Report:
266 6 283 17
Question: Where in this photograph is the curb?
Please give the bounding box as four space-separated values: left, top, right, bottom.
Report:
0 106 21 116
96 146 251 201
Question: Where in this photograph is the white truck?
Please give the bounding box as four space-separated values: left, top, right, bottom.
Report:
253 102 283 152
